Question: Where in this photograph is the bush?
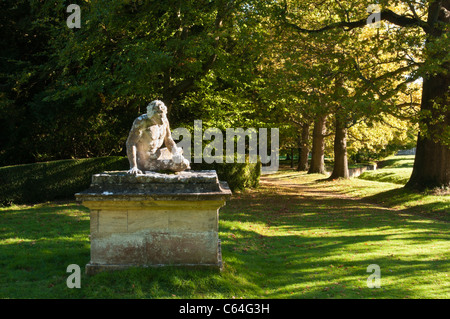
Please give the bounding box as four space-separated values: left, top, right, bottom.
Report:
0 156 260 205
190 159 261 192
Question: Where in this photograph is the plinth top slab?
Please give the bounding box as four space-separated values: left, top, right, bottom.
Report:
75 170 231 202
92 170 220 184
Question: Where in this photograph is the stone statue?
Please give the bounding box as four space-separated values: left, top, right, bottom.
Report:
126 100 190 174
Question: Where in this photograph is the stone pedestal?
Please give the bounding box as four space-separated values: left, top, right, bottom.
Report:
75 170 231 275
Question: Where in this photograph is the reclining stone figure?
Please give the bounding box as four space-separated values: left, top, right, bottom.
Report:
126 100 190 174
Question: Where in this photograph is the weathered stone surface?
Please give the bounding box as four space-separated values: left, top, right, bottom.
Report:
76 170 230 274
90 231 219 265
76 170 231 199
126 100 190 174
84 240 223 275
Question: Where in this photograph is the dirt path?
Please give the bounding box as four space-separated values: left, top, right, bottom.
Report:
254 170 449 224
257 172 402 213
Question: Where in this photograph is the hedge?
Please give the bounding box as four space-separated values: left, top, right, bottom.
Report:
0 157 129 205
0 156 260 205
190 159 261 192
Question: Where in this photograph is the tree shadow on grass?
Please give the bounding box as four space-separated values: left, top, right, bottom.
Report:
362 187 450 221
0 203 90 240
1 184 448 299
219 184 450 299
277 172 449 222
219 223 450 298
0 203 90 298
0 202 262 299
377 156 414 169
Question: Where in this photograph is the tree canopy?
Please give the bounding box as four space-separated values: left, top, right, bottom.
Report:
1 0 448 189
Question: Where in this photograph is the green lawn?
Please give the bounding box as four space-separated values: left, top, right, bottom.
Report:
0 166 449 299
358 155 414 185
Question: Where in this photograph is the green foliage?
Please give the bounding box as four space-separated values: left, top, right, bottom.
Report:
190 159 261 192
1 0 448 189
347 113 418 163
0 157 129 205
0 0 252 165
0 156 260 205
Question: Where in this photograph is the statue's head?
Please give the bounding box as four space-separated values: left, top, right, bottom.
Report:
147 100 167 122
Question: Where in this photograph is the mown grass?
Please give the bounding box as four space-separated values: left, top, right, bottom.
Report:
355 155 448 220
358 155 414 185
1 166 449 299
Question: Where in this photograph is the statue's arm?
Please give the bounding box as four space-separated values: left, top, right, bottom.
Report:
164 122 179 155
164 122 189 167
126 119 143 175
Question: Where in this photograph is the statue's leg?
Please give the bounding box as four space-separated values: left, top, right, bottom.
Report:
157 147 172 160
145 148 190 172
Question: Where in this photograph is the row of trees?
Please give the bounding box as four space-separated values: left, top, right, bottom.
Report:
278 0 449 189
1 0 448 189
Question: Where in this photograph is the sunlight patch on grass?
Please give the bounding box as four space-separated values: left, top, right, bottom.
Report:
1 170 449 299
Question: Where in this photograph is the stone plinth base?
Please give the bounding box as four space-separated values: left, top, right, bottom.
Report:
85 240 222 275
75 170 231 274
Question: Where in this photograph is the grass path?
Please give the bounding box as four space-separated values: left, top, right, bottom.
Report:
1 169 448 299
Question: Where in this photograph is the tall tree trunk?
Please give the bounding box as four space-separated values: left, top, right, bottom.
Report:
406 1 450 190
297 122 310 171
329 116 349 179
406 71 450 189
308 115 327 174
